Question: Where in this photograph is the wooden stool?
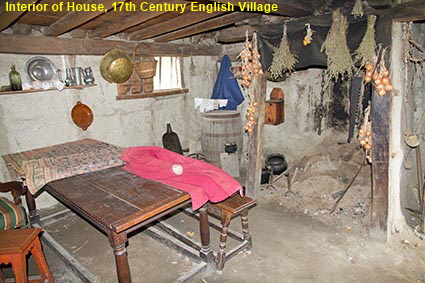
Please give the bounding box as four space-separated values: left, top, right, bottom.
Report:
0 228 54 283
208 194 256 270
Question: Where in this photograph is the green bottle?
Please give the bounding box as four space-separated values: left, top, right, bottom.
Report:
9 65 22 91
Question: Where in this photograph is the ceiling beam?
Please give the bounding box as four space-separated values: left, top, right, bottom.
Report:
89 0 188 38
217 25 256 43
210 0 313 17
0 0 39 31
154 12 259 42
45 0 120 36
128 10 227 40
0 34 222 56
381 0 425 21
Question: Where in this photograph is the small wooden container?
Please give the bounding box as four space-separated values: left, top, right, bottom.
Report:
265 87 285 125
265 99 284 125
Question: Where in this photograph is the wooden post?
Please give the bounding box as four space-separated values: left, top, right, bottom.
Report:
370 16 392 240
245 74 267 197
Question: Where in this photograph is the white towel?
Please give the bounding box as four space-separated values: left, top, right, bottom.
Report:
194 98 228 113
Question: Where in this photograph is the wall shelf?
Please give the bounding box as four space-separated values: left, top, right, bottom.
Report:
0 84 97 95
116 88 189 100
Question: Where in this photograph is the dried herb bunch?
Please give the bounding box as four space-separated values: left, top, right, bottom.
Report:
269 24 298 80
354 15 377 68
321 9 354 83
351 0 364 19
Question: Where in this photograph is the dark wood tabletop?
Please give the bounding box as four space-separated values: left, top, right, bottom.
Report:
44 166 190 233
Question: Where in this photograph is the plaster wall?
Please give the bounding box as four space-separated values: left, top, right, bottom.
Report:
0 53 218 208
263 70 339 165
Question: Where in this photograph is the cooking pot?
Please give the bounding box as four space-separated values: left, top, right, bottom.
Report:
99 47 133 83
224 142 237 154
266 153 288 175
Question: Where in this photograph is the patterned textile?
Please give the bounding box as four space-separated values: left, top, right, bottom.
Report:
0 197 27 230
3 139 124 194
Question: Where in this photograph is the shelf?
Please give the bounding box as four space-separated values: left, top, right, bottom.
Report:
0 84 97 95
116 88 189 100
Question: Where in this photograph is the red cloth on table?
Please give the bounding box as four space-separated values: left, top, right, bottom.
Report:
121 146 242 210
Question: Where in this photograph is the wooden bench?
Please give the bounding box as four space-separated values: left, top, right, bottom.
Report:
207 194 256 270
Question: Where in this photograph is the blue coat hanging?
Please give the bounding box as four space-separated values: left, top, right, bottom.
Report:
211 55 244 110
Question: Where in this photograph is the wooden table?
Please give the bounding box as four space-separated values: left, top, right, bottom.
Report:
43 166 214 283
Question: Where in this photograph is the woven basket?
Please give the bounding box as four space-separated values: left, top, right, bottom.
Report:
133 43 157 79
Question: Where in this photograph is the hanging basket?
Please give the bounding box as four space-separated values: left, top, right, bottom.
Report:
132 43 157 79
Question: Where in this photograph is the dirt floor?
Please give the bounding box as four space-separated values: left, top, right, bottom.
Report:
3 144 425 282
258 142 372 234
3 201 424 283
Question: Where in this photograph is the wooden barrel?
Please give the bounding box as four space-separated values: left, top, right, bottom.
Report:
201 110 243 166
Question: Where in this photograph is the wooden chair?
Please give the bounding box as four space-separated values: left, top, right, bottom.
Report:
0 181 28 230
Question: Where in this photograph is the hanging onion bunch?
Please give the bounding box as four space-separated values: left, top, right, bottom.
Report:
359 106 372 163
238 34 263 89
245 101 259 133
238 32 263 134
364 48 393 96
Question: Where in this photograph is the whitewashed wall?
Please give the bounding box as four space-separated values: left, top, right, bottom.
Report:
262 69 338 165
0 54 218 208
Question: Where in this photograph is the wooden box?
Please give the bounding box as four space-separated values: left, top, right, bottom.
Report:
265 99 284 125
265 87 284 125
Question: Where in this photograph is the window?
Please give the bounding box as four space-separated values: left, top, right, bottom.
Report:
154 57 182 90
116 56 187 100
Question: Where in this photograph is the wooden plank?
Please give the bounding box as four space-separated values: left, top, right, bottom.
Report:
378 0 425 21
129 10 227 40
210 0 313 17
154 12 258 42
0 34 222 56
245 74 267 197
89 0 188 38
217 26 255 43
44 0 121 36
253 74 267 195
0 0 38 31
116 88 189 100
70 28 87 38
370 16 391 240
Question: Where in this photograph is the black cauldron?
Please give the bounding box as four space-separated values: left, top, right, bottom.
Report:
224 142 237 154
266 153 288 175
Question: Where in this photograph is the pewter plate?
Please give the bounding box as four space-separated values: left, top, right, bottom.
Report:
25 56 57 81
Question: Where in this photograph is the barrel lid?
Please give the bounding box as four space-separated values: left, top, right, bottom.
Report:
203 110 240 118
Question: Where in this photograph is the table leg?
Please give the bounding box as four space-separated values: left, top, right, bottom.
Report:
26 190 40 225
199 205 214 269
107 231 131 283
